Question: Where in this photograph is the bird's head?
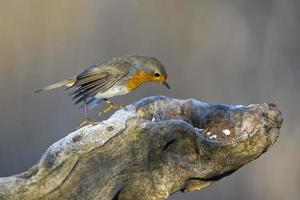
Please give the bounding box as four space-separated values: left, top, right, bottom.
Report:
128 55 170 89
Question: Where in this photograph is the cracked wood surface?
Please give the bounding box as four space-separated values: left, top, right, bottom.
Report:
0 96 283 200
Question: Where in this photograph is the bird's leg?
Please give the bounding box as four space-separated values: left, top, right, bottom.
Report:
84 98 89 119
79 99 95 128
103 99 123 113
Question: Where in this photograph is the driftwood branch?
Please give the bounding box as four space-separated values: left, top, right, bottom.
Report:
0 96 283 200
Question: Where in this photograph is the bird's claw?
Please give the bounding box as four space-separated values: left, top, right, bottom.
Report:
103 102 123 113
78 118 97 128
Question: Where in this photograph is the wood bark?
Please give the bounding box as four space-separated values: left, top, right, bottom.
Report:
0 96 283 200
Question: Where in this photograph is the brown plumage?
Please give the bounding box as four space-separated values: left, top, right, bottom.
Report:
35 55 170 124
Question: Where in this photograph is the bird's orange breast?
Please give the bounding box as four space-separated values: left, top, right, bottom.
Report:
126 70 160 91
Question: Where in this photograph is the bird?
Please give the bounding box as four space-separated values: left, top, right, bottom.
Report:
35 55 170 126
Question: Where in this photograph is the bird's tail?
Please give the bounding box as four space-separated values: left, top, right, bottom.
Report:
35 78 76 93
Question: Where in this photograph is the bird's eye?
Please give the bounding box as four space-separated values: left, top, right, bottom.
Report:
154 72 161 77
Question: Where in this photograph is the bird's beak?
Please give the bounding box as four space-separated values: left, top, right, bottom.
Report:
161 81 171 89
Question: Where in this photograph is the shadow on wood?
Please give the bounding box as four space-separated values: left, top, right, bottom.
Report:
0 96 283 200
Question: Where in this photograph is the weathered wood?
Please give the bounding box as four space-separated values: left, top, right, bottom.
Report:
0 96 283 200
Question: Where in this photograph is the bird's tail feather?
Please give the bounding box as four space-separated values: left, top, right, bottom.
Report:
35 78 75 93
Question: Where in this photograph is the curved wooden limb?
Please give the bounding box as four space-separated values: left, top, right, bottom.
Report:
0 96 283 200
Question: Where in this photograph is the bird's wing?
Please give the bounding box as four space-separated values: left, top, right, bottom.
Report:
70 60 131 105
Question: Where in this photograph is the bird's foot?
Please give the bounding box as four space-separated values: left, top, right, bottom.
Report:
103 101 123 114
78 118 97 128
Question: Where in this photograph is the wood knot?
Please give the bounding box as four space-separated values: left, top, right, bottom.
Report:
106 126 115 131
72 135 82 143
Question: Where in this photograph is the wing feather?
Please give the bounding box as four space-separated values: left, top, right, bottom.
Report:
70 61 131 105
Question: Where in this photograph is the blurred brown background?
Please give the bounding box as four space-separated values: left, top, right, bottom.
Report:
0 0 299 199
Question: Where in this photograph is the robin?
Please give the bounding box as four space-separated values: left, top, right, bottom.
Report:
35 55 170 125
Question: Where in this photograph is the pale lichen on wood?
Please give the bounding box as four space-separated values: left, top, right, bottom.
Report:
0 96 283 200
